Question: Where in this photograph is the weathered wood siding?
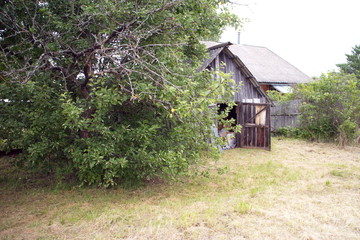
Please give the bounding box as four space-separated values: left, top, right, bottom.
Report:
237 102 271 150
208 51 267 103
271 100 301 130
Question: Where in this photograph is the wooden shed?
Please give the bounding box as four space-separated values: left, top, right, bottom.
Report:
220 43 312 131
200 42 273 150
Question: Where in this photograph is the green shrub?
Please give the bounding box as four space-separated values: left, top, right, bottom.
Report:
266 90 294 102
273 127 292 137
272 127 304 138
295 72 360 144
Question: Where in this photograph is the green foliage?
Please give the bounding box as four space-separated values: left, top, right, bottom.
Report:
266 90 294 103
0 0 241 187
295 72 360 144
272 127 303 138
336 45 360 79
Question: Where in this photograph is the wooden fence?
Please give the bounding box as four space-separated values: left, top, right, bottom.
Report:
271 100 301 131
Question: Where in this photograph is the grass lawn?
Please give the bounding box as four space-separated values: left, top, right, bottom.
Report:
1 138 360 240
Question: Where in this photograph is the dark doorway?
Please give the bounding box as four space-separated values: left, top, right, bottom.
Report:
217 103 237 150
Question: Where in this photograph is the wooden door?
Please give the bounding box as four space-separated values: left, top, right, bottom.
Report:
236 102 271 150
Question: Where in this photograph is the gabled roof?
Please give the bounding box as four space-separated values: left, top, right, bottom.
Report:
202 41 312 84
200 41 273 105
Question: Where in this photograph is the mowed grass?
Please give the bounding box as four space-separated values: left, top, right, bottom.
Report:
1 138 360 240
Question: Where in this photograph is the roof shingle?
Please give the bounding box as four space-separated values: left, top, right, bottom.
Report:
201 41 311 84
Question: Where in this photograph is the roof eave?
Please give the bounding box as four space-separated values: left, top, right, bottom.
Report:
207 42 232 50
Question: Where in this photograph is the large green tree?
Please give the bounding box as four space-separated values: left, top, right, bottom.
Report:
0 0 240 186
337 45 360 79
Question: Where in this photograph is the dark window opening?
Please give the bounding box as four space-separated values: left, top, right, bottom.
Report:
218 103 237 128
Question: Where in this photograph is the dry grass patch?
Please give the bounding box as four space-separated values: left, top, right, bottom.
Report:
0 138 359 239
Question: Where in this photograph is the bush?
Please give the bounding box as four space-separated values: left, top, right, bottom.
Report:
266 90 294 102
295 72 360 145
272 127 304 139
1 70 236 187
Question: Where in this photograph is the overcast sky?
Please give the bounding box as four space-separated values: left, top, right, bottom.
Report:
220 0 360 77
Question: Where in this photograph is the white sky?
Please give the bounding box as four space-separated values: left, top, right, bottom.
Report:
220 0 360 77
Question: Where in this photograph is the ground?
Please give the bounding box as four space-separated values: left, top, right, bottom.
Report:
0 138 359 240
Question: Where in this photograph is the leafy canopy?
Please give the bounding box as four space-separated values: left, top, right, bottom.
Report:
0 0 241 187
